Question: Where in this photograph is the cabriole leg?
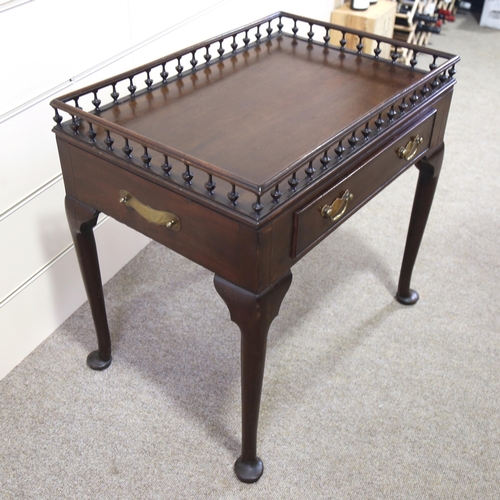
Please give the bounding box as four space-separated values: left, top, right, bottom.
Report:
397 144 445 305
214 271 292 483
65 196 112 370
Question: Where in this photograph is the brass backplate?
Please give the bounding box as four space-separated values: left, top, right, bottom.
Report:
119 190 181 231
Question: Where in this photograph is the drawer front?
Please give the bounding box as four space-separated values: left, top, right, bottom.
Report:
63 141 247 285
292 109 437 258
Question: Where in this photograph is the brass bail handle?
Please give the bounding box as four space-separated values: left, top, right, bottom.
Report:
119 190 181 231
320 190 353 222
398 134 424 162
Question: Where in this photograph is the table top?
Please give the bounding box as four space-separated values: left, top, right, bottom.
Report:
51 12 459 222
98 36 419 186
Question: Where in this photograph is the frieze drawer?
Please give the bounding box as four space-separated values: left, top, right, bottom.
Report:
292 109 437 258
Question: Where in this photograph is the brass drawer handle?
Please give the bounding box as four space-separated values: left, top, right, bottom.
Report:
398 134 424 161
320 190 353 222
119 189 181 231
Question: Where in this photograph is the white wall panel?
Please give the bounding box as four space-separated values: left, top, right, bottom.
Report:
0 218 149 380
0 101 63 214
0 179 68 300
0 56 136 215
125 1 281 69
126 1 335 68
280 0 335 21
0 0 132 115
127 0 226 45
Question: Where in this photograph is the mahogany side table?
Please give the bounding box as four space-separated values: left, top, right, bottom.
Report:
51 12 459 483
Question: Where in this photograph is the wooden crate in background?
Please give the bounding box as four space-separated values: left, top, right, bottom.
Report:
330 1 397 60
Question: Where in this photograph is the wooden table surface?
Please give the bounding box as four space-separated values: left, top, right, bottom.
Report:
98 35 420 186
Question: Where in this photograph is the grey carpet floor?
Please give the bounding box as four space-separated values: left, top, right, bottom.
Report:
1 12 499 500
